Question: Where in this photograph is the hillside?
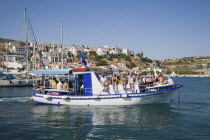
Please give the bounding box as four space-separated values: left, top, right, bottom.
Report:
161 56 210 75
0 38 25 45
1 37 210 74
83 53 157 70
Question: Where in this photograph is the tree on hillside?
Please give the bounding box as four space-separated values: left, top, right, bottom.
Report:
18 41 25 46
96 60 107 66
141 71 148 75
90 51 97 56
136 52 144 57
127 62 136 69
206 63 210 68
165 69 172 75
68 51 73 58
141 57 153 63
94 55 103 61
196 64 204 69
76 55 80 59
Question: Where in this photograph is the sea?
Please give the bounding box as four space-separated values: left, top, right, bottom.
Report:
0 77 210 140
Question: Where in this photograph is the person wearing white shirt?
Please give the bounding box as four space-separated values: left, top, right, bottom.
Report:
100 74 108 91
165 76 174 85
100 75 107 83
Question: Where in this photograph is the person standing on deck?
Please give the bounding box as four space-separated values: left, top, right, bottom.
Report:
128 73 135 90
100 74 108 92
43 79 50 89
63 80 69 91
112 74 118 91
158 72 165 84
57 79 63 90
51 77 57 89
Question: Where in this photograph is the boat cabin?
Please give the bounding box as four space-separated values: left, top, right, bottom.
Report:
33 68 102 96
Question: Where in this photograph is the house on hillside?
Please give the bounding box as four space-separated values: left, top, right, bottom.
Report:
12 46 26 54
116 62 127 68
71 46 83 56
122 49 134 56
9 42 20 46
96 47 108 55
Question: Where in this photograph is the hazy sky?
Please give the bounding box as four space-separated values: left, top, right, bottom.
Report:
0 0 210 60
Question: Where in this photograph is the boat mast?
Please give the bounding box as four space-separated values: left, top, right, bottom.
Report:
5 45 7 74
28 17 45 70
33 42 36 70
61 24 64 69
24 8 29 78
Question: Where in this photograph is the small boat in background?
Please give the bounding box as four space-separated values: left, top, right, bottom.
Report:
0 73 40 87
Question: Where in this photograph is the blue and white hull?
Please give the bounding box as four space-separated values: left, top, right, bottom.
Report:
31 84 182 106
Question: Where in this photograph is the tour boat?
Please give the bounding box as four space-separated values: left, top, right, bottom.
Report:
30 68 183 106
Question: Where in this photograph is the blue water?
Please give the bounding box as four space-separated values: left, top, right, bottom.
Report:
0 77 210 140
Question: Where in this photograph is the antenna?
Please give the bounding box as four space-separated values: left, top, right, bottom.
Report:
61 24 64 69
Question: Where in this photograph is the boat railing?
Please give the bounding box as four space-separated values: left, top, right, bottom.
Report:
33 84 177 96
119 84 175 93
144 84 175 92
33 87 76 95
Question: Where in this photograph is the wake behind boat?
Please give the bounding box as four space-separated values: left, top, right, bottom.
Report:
30 67 183 106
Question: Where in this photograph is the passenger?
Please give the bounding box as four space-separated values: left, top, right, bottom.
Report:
135 74 142 85
100 74 107 85
100 74 108 92
107 79 113 93
34 80 41 89
128 73 135 90
43 79 50 89
121 74 127 89
57 79 63 90
98 74 102 81
142 75 147 84
80 84 84 95
158 72 165 84
146 74 154 86
116 76 122 91
165 76 174 85
63 80 69 91
51 77 57 89
134 74 141 92
112 74 118 91
49 77 52 87
117 76 121 85
153 75 158 85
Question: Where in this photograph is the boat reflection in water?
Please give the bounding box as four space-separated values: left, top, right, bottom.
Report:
29 104 176 139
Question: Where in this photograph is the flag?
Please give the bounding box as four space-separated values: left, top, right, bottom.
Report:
77 50 87 67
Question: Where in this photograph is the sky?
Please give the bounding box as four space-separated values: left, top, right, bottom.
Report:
0 0 210 60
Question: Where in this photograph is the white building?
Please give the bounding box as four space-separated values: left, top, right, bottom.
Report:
9 42 20 46
122 49 134 56
109 49 121 55
7 55 24 62
3 62 23 69
12 46 26 54
116 62 127 68
109 46 121 55
96 47 108 55
71 46 82 56
110 46 120 50
82 48 90 55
